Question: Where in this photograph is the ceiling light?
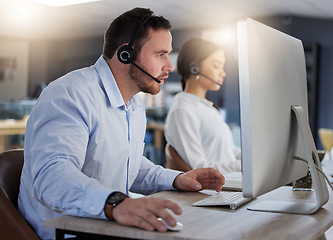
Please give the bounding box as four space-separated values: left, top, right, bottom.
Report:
202 27 236 46
32 0 102 7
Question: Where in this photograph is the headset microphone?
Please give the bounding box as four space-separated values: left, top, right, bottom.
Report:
199 72 222 86
190 64 221 86
117 15 161 84
128 59 161 83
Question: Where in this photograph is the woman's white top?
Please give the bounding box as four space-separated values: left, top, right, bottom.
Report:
164 92 241 174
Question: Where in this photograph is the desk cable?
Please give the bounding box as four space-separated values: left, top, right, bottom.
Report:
293 156 333 192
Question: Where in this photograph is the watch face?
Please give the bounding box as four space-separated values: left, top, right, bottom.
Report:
107 192 128 207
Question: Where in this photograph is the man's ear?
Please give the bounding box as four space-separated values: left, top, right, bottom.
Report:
117 44 135 64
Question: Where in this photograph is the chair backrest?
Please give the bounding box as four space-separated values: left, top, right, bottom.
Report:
165 144 192 172
0 149 40 240
318 128 333 152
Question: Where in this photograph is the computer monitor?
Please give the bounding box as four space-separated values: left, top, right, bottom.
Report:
237 18 329 214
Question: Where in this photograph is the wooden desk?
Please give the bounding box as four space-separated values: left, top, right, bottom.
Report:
45 186 333 240
0 118 27 151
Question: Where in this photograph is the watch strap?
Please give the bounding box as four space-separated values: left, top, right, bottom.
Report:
106 191 129 208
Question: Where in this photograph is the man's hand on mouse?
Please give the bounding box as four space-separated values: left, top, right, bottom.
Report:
104 167 224 232
105 197 182 232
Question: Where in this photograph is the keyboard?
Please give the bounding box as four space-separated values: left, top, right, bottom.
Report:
192 191 253 210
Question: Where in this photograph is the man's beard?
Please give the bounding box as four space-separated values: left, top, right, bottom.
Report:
128 64 161 95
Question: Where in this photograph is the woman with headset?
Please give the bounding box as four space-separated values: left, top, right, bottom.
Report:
164 38 241 174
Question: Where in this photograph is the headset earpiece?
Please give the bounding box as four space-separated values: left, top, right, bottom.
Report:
190 46 201 76
115 15 161 84
117 45 135 64
190 64 200 75
117 15 152 65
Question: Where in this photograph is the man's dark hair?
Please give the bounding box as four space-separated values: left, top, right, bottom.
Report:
103 7 171 60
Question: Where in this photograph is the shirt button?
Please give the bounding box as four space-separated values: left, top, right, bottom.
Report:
90 206 95 212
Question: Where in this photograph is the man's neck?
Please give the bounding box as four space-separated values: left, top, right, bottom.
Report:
107 57 139 104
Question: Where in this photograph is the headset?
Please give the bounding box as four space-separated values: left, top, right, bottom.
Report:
189 47 222 86
189 53 201 76
117 15 161 83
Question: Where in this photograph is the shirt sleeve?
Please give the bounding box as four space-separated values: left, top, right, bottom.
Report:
27 84 112 219
130 156 182 195
233 146 242 161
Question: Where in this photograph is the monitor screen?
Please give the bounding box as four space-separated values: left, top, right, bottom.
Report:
237 18 329 214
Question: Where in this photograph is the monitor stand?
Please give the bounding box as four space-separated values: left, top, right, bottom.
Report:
248 105 329 214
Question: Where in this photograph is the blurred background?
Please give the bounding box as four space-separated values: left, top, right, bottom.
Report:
0 0 332 165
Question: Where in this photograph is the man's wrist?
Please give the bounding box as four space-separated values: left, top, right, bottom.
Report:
172 173 184 190
105 191 129 207
104 191 129 220
104 203 114 220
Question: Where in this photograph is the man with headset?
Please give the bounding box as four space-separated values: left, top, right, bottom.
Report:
18 7 225 240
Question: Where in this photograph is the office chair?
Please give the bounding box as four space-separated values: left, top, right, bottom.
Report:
318 128 333 160
0 149 40 240
165 144 192 172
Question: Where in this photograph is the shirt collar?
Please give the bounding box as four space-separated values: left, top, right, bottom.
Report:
93 55 140 111
126 96 140 112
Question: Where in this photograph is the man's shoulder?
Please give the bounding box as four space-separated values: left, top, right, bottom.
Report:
49 66 100 93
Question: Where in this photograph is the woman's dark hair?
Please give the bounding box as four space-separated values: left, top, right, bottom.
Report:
177 38 221 90
103 7 171 60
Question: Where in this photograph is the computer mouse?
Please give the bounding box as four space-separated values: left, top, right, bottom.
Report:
157 218 183 231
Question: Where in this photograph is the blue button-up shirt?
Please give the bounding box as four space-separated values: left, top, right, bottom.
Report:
18 56 181 240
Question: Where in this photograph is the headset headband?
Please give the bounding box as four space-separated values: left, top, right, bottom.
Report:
128 15 153 49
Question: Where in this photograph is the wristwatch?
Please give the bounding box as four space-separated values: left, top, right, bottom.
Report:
105 192 129 208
